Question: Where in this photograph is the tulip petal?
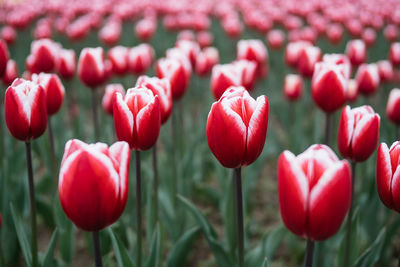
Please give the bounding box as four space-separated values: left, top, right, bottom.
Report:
113 93 134 148
376 143 394 209
135 96 161 150
337 106 354 159
351 113 380 161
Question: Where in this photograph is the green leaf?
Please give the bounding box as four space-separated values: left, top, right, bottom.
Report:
178 195 232 267
261 258 269 267
10 203 32 267
42 229 58 267
352 228 386 267
223 175 236 256
145 224 161 267
166 227 201 267
107 227 134 267
338 208 360 267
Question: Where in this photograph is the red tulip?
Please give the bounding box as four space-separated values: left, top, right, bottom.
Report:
2 59 18 86
356 64 380 95
232 60 257 91
346 79 359 103
195 47 219 76
56 49 76 80
108 46 129 76
178 30 195 42
66 17 91 41
386 88 400 125
0 39 9 77
175 39 200 67
338 105 380 162
389 43 400 66
326 23 343 44
78 47 105 88
222 17 243 38
346 19 362 37
59 139 130 231
346 40 366 66
206 86 269 168
1 26 17 45
376 141 400 212
197 31 213 48
322 54 351 79
284 74 303 101
5 78 47 141
136 75 172 124
267 29 285 50
128 44 154 75
297 45 321 78
33 18 52 40
311 62 348 113
210 64 241 100
378 60 394 82
156 57 189 101
362 28 376 46
284 41 312 68
31 73 65 116
237 39 268 78
278 144 351 241
102 84 125 115
165 47 192 79
28 38 58 73
384 24 398 42
99 19 121 46
113 86 161 150
135 18 156 41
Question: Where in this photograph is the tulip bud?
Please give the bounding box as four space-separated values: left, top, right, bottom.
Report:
278 144 351 241
362 28 376 46
175 39 201 67
128 44 154 75
283 74 303 101
347 79 359 103
28 38 58 73
99 19 121 46
5 78 47 141
197 31 213 48
59 139 130 231
210 64 242 100
0 39 9 77
78 47 105 88
284 41 312 68
386 88 400 125
378 60 394 82
113 87 161 150
346 39 366 66
384 24 398 42
2 59 18 86
156 57 188 101
56 49 76 80
267 29 285 50
102 84 125 115
322 54 351 79
297 45 321 78
338 105 380 162
356 63 380 95
389 43 400 66
326 23 343 44
108 46 129 75
237 39 268 78
136 75 172 124
31 73 65 116
195 47 219 76
232 60 257 91
206 86 269 168
135 18 156 41
1 26 17 45
376 142 400 213
311 62 348 113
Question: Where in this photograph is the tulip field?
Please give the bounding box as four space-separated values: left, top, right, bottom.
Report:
3 0 400 267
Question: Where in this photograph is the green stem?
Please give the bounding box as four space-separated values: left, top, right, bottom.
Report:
305 239 315 267
324 112 333 146
152 144 158 225
92 89 99 140
171 110 177 208
135 150 142 267
344 161 356 267
47 117 57 184
92 231 103 267
25 142 38 267
234 167 244 267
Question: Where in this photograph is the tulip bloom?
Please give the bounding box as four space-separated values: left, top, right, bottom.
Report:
347 79 359 103
57 49 76 80
237 39 268 78
59 139 130 231
284 41 312 68
267 29 285 50
197 31 213 48
27 38 58 73
31 73 65 116
99 19 121 46
384 24 398 42
210 64 241 100
386 88 400 125
136 76 172 124
389 43 400 66
102 84 125 116
297 46 321 78
378 60 394 82
128 44 154 75
311 62 348 113
326 23 343 44
278 144 351 241
156 57 189 101
283 74 303 101
2 59 18 86
338 105 380 162
135 18 156 41
232 60 257 92
206 86 269 168
346 40 366 66
175 39 200 67
1 26 17 45
356 64 380 95
113 86 161 150
195 47 219 76
78 47 105 88
108 46 129 75
0 39 9 77
5 78 47 141
376 141 400 213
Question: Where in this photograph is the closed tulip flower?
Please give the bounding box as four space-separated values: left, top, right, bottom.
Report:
206 86 269 168
59 139 130 231
267 29 285 50
195 47 219 76
135 18 156 41
297 45 321 78
56 49 76 80
389 43 400 66
210 64 241 100
31 73 65 116
384 24 398 42
232 60 257 91
156 57 189 101
311 62 348 113
362 28 376 46
237 39 268 78
1 26 17 45
283 74 303 101
102 84 125 115
136 76 172 124
326 23 343 44
28 38 58 73
347 79 359 103
338 105 380 162
0 39 9 77
99 19 121 46
378 60 394 82
284 41 312 68
278 144 351 241
175 39 200 67
386 88 400 125
197 31 213 48
322 54 351 79
2 59 18 86
113 86 161 150
376 141 400 212
356 64 380 95
128 44 154 75
108 46 129 75
5 78 47 141
78 47 105 88
346 40 366 66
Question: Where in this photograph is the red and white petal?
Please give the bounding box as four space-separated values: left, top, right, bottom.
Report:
376 143 394 210
337 106 354 159
134 96 161 150
351 113 380 162
113 93 134 148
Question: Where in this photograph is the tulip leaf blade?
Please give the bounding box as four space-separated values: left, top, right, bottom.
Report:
145 223 161 267
178 195 233 267
338 208 360 267
42 228 58 267
10 203 32 267
261 258 269 267
352 228 386 267
107 227 134 267
166 226 201 267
